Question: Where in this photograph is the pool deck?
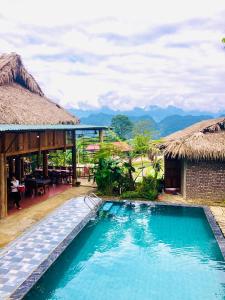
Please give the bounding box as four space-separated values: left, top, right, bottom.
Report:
210 207 225 236
0 181 96 248
0 196 102 300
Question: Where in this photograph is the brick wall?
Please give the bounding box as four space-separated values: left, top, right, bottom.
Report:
185 160 225 200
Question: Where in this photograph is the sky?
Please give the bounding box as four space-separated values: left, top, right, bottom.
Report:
0 0 225 112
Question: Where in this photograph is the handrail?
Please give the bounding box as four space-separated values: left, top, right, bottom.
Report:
83 192 102 210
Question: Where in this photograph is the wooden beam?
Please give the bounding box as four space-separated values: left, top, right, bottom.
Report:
0 153 7 218
36 152 41 168
15 157 22 182
8 157 14 178
43 151 48 178
99 129 104 143
72 130 77 186
21 157 24 179
5 145 73 157
5 134 17 153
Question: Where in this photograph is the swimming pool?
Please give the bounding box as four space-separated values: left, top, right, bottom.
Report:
25 202 225 300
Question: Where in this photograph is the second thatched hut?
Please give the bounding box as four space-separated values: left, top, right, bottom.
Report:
162 117 225 200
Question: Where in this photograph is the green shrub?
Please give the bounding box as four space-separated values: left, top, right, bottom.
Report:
94 158 135 195
120 191 142 199
121 190 158 200
121 175 160 200
141 189 158 200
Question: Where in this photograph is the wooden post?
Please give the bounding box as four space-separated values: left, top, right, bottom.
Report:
15 157 21 182
0 153 7 218
99 129 104 143
43 151 48 178
72 130 77 186
37 151 41 169
21 157 24 179
8 157 14 178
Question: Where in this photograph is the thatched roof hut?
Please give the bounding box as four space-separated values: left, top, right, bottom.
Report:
162 117 225 161
0 53 78 124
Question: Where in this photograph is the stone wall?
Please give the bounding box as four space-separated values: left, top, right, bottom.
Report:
185 160 225 200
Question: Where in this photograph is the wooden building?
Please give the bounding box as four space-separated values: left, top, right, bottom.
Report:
0 53 107 218
162 117 225 200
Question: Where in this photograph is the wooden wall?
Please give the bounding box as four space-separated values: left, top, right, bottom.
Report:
0 130 73 157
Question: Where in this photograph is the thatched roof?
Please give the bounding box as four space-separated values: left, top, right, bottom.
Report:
86 141 132 152
0 53 78 125
162 117 225 160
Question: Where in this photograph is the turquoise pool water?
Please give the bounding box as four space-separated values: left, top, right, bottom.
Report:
25 203 225 300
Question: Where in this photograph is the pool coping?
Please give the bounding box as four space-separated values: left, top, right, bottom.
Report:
120 200 225 260
0 197 102 300
3 199 225 299
10 211 95 300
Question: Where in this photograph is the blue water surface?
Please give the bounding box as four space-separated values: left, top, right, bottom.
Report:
25 203 225 300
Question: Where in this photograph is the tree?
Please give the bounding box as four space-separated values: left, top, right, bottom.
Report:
111 115 133 140
132 134 150 177
48 150 72 166
93 143 122 162
131 120 152 177
132 120 153 138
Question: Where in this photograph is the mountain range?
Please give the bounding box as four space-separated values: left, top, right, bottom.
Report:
69 105 225 137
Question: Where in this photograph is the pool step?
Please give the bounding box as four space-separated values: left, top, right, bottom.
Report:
102 202 113 212
109 205 121 215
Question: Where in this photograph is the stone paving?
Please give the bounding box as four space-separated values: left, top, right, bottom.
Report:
0 183 95 248
0 196 101 300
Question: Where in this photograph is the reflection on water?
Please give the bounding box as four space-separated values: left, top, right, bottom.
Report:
25 203 225 300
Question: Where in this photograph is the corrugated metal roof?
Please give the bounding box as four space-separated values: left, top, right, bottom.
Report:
0 124 110 132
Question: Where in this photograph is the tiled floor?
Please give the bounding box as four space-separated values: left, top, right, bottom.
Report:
8 184 71 215
0 196 102 300
0 180 96 249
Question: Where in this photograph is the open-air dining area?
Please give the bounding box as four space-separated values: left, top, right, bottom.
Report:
8 158 96 215
0 124 107 217
0 53 109 219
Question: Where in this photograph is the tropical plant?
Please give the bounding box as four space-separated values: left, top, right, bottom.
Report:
48 150 72 166
121 174 160 200
93 142 122 161
152 157 163 179
111 114 133 140
132 134 150 177
94 158 135 195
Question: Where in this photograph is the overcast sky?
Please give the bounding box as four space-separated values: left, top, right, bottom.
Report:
0 0 225 112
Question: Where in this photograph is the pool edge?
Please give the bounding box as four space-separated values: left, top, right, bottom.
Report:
9 208 99 300
9 200 225 299
203 206 225 260
118 199 225 259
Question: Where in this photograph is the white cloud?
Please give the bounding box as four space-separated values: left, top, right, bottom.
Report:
0 0 225 112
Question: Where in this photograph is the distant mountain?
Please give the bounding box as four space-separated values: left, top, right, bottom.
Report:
81 113 113 126
78 112 213 137
69 105 225 137
69 105 223 122
158 115 212 137
80 113 157 128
